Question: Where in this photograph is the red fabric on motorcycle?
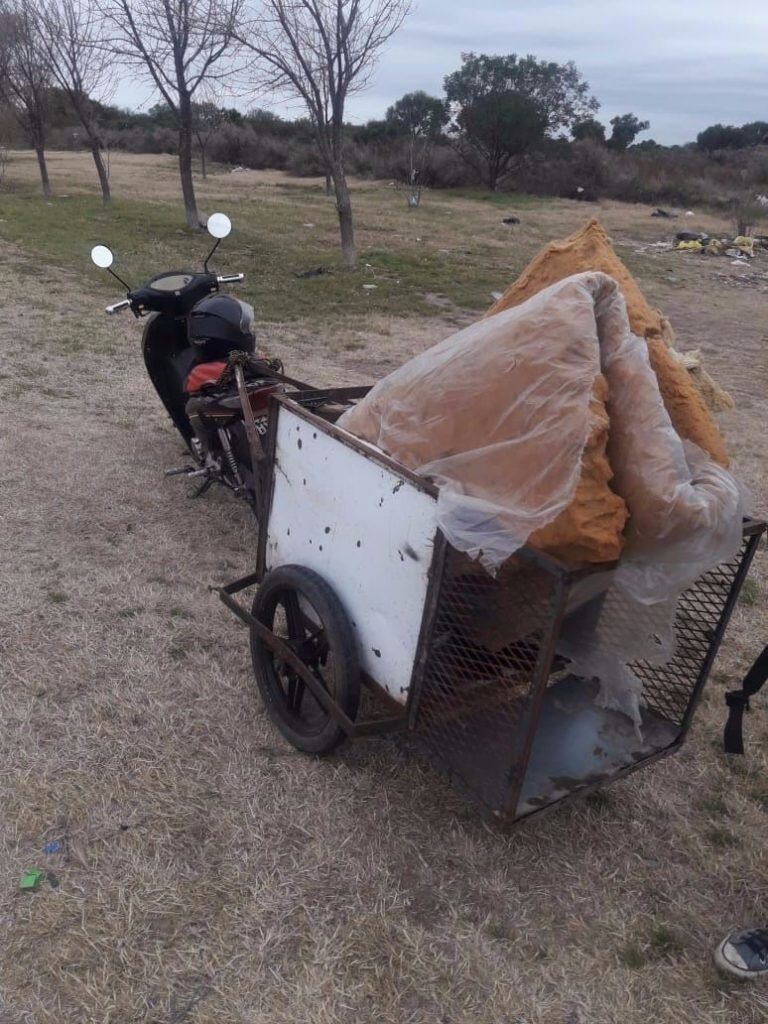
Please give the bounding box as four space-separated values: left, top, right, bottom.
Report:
184 360 228 394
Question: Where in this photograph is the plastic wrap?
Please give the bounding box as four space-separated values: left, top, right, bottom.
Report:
339 271 746 727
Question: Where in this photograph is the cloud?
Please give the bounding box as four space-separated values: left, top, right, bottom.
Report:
110 0 768 144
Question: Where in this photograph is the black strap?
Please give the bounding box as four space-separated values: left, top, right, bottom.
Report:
724 644 768 754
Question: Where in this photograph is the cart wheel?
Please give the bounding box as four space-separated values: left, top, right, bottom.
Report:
250 565 360 755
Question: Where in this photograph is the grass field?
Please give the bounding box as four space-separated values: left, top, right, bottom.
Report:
1 150 767 1024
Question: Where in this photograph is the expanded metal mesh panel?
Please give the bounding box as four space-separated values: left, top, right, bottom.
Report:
413 549 562 815
627 536 752 726
412 528 760 820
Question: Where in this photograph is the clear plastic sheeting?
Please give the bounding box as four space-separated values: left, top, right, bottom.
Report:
339 271 746 728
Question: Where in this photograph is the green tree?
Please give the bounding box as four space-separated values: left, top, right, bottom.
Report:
455 90 546 190
741 121 768 146
607 113 650 151
444 52 598 136
696 124 746 151
386 90 448 138
572 117 606 143
385 90 449 205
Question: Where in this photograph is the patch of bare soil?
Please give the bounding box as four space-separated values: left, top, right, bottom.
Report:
1 222 767 1024
4 150 388 203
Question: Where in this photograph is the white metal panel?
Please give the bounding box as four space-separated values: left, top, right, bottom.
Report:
265 406 439 703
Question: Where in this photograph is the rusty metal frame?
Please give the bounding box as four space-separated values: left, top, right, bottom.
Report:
221 384 768 825
218 570 408 738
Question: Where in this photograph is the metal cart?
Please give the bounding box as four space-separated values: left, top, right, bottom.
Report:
220 387 765 825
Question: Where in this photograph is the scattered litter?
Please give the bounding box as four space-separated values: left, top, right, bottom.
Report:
756 194 768 208
294 266 331 279
229 165 246 174
731 258 748 266
685 210 695 216
502 216 520 225
47 874 60 889
675 231 709 244
302 223 315 228
576 186 584 193
676 240 703 252
490 290 503 302
43 841 62 854
651 208 677 219
19 869 45 891
704 239 726 256
733 235 756 258
362 284 377 291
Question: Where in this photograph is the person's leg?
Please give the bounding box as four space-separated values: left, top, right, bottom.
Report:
715 928 768 979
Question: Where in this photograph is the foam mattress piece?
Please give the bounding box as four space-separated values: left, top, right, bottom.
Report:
339 271 741 577
486 218 729 468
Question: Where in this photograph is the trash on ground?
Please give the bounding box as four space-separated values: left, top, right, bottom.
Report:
651 208 677 218
19 869 45 891
294 266 332 279
676 239 703 252
685 210 695 216
43 841 62 854
675 231 709 244
733 235 756 257
362 284 377 291
502 216 520 225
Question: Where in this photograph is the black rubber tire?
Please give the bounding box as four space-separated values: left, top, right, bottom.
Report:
250 565 360 755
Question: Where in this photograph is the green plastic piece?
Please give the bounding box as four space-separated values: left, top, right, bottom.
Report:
20 869 44 891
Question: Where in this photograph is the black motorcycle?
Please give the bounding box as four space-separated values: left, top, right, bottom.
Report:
92 213 303 512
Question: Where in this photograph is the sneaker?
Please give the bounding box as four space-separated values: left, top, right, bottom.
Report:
715 927 768 979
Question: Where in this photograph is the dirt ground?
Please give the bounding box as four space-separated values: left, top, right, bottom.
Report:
1 153 767 1024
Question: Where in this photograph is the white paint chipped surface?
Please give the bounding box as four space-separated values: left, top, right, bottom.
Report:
265 407 438 702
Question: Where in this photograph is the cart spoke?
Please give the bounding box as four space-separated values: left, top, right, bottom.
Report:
283 590 306 641
289 678 306 715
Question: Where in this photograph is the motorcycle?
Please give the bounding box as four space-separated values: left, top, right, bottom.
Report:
91 213 307 514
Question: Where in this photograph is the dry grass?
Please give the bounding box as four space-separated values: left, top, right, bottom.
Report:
1 154 767 1024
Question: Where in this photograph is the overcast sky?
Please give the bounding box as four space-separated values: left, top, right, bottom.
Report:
112 1 768 145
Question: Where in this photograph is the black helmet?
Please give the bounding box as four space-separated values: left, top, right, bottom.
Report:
188 294 256 360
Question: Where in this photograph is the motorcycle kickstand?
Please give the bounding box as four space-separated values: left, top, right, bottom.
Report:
190 475 215 499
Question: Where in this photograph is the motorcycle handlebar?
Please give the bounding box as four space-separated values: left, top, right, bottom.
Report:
103 272 243 315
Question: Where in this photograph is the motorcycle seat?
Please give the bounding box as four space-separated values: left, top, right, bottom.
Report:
184 360 228 394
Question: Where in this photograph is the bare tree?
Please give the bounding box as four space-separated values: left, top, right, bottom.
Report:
191 94 225 179
238 0 411 269
35 0 113 202
98 0 244 227
0 0 54 197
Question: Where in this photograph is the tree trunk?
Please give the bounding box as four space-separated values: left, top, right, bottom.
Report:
200 143 207 180
34 143 52 198
90 141 111 203
178 97 201 228
330 160 355 269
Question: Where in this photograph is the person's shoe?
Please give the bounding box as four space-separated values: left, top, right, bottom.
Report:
715 927 768 979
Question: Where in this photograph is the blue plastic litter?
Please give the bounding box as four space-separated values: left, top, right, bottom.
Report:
43 841 62 854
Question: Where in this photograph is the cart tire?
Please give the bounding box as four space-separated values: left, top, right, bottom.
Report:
250 565 360 755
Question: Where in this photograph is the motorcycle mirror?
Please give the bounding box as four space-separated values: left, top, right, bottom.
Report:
206 213 231 239
91 244 114 269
